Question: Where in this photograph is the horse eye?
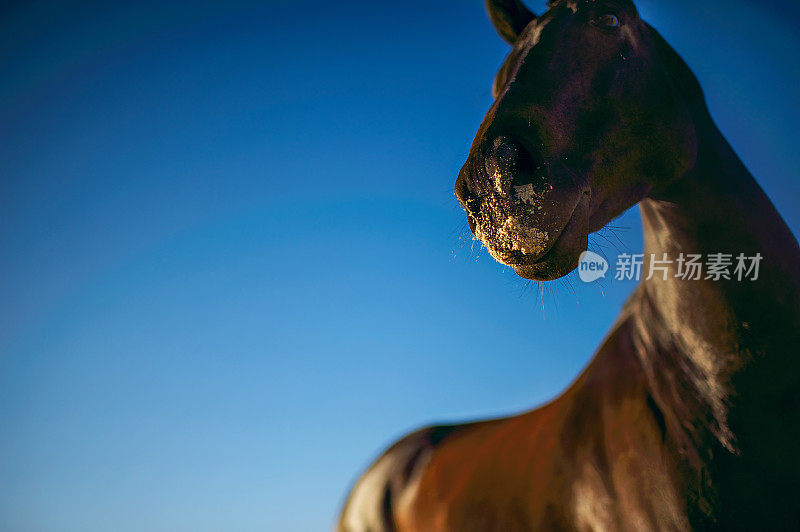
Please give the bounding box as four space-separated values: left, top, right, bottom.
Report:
594 13 620 28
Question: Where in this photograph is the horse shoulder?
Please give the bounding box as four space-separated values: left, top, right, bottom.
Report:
337 423 477 531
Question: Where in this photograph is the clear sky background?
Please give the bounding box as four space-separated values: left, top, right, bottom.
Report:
1 1 798 530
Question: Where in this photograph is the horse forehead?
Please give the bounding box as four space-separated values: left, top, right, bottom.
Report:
514 1 576 48
510 6 569 59
548 0 639 15
545 0 587 13
516 0 642 51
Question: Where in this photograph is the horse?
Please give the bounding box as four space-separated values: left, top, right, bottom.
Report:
338 1 800 529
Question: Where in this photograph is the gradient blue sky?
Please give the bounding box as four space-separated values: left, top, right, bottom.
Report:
1 1 798 530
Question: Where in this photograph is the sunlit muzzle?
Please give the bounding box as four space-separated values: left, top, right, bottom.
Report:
455 132 588 278
455 135 556 265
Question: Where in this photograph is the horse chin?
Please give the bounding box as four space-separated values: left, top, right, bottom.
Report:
512 248 584 281
510 197 590 281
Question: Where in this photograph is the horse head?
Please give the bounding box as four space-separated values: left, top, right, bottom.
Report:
455 0 703 280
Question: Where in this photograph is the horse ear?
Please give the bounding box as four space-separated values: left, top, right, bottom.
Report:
486 0 536 44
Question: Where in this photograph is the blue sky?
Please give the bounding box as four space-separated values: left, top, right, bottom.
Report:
1 1 798 530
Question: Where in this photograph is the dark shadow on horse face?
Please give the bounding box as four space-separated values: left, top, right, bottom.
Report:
455 0 699 280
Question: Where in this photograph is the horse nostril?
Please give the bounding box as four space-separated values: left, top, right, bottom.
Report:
512 160 549 194
485 136 547 197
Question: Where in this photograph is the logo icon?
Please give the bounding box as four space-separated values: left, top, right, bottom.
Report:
578 251 609 283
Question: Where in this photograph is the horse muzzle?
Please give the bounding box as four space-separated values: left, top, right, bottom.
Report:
455 135 589 280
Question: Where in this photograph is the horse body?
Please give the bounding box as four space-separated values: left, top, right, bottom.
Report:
339 1 800 529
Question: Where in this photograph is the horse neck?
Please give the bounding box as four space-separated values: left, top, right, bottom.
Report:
629 118 800 458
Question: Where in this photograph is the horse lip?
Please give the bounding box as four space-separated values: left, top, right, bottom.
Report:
497 193 584 267
526 216 574 264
